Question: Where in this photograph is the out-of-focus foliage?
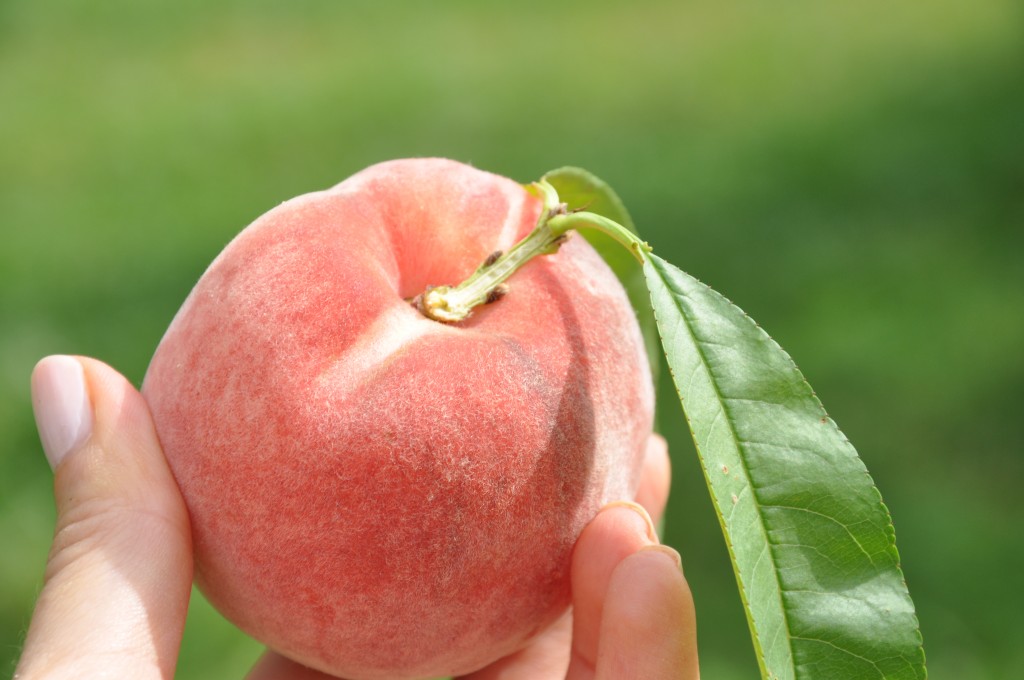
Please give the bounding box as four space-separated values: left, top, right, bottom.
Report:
1 1 1021 678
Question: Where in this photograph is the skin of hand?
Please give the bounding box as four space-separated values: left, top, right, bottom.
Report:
17 355 699 680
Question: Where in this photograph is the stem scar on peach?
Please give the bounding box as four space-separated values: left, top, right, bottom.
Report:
142 158 654 680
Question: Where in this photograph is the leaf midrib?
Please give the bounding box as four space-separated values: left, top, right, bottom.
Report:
648 255 797 680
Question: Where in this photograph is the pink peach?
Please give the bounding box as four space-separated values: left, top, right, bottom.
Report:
142 158 654 679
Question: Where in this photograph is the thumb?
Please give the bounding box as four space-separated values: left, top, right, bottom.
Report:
16 356 192 680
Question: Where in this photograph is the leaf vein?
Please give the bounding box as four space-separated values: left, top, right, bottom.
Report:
646 255 796 677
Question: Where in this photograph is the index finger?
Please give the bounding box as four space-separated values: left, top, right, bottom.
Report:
246 651 341 680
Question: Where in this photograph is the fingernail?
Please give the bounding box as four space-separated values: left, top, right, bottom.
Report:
31 356 93 470
603 500 659 544
639 544 684 573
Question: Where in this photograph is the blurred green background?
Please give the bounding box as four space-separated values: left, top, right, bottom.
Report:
2 0 1021 677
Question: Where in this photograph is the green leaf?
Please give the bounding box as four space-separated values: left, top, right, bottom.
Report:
643 252 926 680
542 167 659 386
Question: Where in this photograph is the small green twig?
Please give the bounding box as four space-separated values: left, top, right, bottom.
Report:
412 179 651 323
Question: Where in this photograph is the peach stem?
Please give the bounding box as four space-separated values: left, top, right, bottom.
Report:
413 180 651 324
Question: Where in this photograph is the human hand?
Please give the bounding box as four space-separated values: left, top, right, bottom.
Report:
17 355 698 679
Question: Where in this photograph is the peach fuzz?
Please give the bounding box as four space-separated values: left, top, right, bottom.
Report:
142 158 654 679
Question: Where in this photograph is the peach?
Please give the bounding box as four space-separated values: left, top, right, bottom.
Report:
142 158 654 679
